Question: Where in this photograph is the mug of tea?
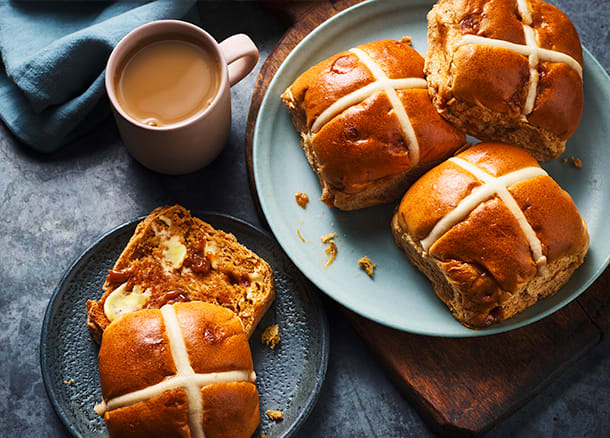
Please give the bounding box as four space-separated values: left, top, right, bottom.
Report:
105 20 259 174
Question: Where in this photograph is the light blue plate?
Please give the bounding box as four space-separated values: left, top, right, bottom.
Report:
252 0 610 337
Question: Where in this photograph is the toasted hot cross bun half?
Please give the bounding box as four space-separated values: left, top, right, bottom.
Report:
282 38 465 210
425 0 584 161
95 302 259 438
86 205 275 343
391 143 589 328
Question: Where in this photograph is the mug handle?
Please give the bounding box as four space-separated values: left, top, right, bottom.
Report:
219 34 259 86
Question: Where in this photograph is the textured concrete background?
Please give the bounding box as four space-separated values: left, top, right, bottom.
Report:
0 1 608 437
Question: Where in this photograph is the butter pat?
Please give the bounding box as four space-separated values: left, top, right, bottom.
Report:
162 235 187 270
104 283 150 322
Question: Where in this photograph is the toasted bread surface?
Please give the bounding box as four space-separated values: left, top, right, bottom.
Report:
87 205 274 342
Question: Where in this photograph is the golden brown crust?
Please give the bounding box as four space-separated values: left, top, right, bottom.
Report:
177 301 254 374
98 302 259 438
104 389 191 438
201 383 260 438
425 0 584 161
87 205 275 342
282 39 465 210
393 142 589 328
98 309 176 400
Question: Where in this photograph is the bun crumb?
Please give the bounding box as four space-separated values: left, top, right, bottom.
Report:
320 232 337 243
400 36 412 46
295 192 309 208
358 256 376 278
266 410 284 422
261 324 280 349
324 240 337 267
562 156 582 168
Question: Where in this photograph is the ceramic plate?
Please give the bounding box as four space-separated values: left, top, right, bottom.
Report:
252 0 610 336
40 213 329 438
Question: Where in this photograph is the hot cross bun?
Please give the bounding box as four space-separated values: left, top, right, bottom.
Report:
425 0 584 161
391 143 589 328
95 302 259 438
282 38 465 210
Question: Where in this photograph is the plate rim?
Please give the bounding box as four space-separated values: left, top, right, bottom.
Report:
40 211 330 438
251 0 610 337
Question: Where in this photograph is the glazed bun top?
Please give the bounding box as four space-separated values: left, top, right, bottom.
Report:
431 0 583 139
96 301 258 438
396 142 589 293
285 39 465 193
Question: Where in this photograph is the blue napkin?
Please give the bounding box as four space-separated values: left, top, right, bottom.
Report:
0 1 196 152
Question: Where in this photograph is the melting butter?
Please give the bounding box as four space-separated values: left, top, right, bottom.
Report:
161 235 187 271
104 283 151 322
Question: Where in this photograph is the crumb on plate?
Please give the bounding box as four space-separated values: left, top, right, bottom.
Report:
295 192 309 208
570 156 582 168
261 324 280 349
266 410 284 422
358 256 376 278
324 240 337 267
320 232 337 243
297 229 306 243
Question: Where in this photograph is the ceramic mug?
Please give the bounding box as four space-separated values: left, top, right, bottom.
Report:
105 20 259 174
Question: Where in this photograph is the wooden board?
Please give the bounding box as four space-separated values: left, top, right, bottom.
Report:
245 1 610 435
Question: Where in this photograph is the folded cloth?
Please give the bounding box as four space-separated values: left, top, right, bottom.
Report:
0 0 196 152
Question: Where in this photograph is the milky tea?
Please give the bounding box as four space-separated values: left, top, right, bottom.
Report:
115 34 220 127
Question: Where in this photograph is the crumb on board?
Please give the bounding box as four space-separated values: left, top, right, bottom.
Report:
570 156 582 168
562 157 568 164
266 410 284 422
320 232 337 243
358 256 376 278
297 229 306 243
324 240 337 268
261 324 280 349
63 379 75 386
295 192 309 208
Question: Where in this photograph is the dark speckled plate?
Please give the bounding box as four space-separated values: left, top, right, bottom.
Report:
40 213 329 438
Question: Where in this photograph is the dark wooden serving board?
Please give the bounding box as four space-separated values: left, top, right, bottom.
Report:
245 1 610 435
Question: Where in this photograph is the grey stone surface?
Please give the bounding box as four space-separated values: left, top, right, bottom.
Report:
0 1 608 437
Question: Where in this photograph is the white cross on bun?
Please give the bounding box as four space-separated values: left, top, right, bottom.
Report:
95 302 259 438
391 143 589 328
282 38 465 210
425 0 584 161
